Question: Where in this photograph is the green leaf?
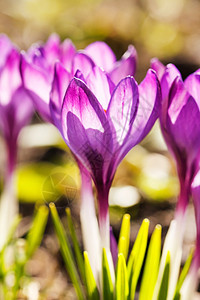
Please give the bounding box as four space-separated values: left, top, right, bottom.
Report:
102 248 114 300
118 214 130 261
173 248 194 299
50 203 85 300
139 224 162 300
66 208 85 284
26 205 49 259
116 253 129 300
84 251 100 300
127 219 149 300
158 251 170 300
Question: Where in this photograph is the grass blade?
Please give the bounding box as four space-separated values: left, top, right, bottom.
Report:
118 214 130 261
139 224 162 300
50 203 85 300
116 253 129 300
26 205 48 259
102 248 114 300
158 251 170 300
173 249 194 299
84 251 100 300
127 219 149 300
66 207 85 284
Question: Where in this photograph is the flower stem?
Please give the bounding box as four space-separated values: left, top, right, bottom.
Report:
97 188 110 250
0 138 18 249
79 165 101 282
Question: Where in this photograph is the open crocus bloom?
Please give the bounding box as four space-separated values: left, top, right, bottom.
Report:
21 34 137 123
52 64 160 249
151 59 200 300
0 35 33 249
21 35 137 277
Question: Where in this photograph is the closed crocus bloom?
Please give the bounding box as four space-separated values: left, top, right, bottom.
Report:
55 64 160 250
151 59 200 215
0 36 33 249
151 60 200 300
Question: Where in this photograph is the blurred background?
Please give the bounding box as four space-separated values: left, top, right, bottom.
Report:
0 0 200 298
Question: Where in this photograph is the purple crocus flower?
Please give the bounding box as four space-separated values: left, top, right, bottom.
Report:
151 59 200 217
0 35 33 248
151 59 200 299
20 35 136 277
21 35 138 259
53 64 160 249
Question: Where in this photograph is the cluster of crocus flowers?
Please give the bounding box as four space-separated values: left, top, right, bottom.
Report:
19 34 160 281
0 35 33 248
1 32 200 299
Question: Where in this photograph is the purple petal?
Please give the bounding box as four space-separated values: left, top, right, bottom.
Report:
131 69 161 145
0 87 33 141
60 39 76 72
72 52 94 77
107 76 139 151
43 33 60 65
20 55 52 122
184 72 200 110
0 34 13 68
86 66 115 111
109 70 160 177
150 58 166 81
50 62 71 130
61 78 113 179
167 77 200 162
0 49 21 106
160 63 181 100
109 45 137 84
84 41 116 72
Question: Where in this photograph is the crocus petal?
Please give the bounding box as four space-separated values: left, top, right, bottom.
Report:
150 58 166 81
108 70 160 179
184 72 200 110
131 69 160 145
167 77 200 162
21 55 52 122
0 34 13 68
62 78 112 179
160 63 181 100
60 39 76 72
72 52 94 77
107 76 139 150
0 49 21 106
86 66 115 111
84 41 116 72
0 86 33 141
50 62 71 130
43 33 60 65
109 45 137 84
